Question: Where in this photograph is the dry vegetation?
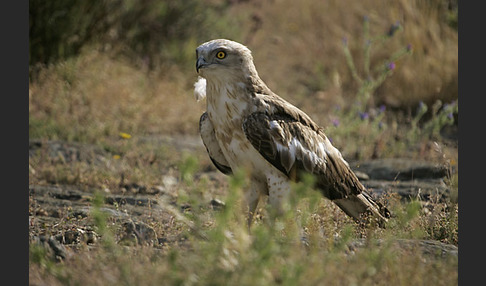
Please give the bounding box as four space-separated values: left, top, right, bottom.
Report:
29 0 458 285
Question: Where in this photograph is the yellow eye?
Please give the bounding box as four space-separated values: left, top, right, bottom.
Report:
216 51 226 59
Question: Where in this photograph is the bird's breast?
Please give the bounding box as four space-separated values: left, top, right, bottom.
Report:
206 85 250 130
205 83 276 174
206 94 258 169
207 99 247 152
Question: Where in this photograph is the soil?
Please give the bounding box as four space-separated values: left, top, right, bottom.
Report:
28 137 458 260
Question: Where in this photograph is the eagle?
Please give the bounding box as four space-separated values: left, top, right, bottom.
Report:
195 39 390 227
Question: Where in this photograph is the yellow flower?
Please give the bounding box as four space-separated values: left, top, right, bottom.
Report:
119 132 132 139
113 154 121 160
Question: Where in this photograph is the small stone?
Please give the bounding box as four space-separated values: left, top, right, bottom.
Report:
83 230 98 244
48 236 68 260
163 176 178 188
354 171 370 181
35 209 48 216
210 199 226 210
121 221 157 246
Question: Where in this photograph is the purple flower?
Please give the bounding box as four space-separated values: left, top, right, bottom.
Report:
406 43 413 52
332 118 340 127
359 112 369 120
387 62 396 70
379 104 386 113
417 101 427 113
447 113 454 119
342 37 348 47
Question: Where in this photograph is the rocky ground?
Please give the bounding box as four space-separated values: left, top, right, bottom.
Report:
28 137 458 262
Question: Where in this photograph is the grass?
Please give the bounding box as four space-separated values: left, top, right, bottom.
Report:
29 161 458 285
28 128 458 285
29 0 457 284
29 49 204 143
29 132 458 285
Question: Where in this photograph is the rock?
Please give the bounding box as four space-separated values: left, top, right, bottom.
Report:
120 221 157 246
349 158 453 202
353 171 370 181
96 207 130 218
73 206 130 219
62 229 81 244
180 203 192 212
151 185 166 195
29 185 90 202
58 228 99 245
345 238 458 260
351 158 449 181
363 179 451 202
48 236 68 260
120 182 164 195
84 230 98 244
104 195 158 207
35 208 48 216
210 198 226 210
162 176 178 188
31 235 69 261
29 139 107 165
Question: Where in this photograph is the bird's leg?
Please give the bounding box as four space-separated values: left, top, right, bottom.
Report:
266 174 307 245
243 180 263 231
266 175 291 222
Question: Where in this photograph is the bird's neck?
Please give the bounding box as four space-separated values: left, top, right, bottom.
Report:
204 65 272 127
205 78 251 118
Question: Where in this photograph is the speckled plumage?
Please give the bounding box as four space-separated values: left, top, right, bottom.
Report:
195 39 390 227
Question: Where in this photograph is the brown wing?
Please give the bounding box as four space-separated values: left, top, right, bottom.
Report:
199 112 232 175
242 111 358 200
242 102 390 225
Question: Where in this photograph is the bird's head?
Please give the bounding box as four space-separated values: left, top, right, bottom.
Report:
195 39 256 80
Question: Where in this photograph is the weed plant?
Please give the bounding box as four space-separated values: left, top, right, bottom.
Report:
30 160 458 285
327 18 458 160
342 17 412 111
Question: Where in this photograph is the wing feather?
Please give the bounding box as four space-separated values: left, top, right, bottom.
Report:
199 112 232 175
242 98 365 201
242 97 390 224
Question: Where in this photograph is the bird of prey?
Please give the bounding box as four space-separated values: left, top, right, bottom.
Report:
195 39 390 227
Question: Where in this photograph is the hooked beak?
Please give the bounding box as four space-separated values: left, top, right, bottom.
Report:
196 57 208 73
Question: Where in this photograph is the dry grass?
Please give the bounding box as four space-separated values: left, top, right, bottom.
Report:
29 0 457 159
29 167 458 285
231 0 457 112
29 48 205 144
